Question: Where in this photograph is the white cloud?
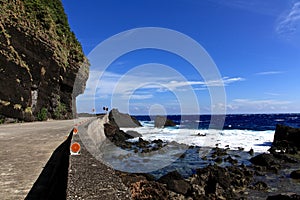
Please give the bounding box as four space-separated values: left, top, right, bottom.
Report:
276 1 300 38
127 94 154 100
232 99 290 105
227 98 292 113
79 70 244 100
255 71 284 75
209 0 282 16
264 92 281 96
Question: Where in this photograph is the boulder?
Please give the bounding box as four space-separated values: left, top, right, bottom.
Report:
290 170 300 179
103 123 133 148
154 116 176 128
190 165 253 199
271 124 300 153
267 193 300 200
250 181 268 191
130 180 169 200
158 171 191 195
109 109 142 128
126 131 142 138
117 172 169 199
250 153 278 167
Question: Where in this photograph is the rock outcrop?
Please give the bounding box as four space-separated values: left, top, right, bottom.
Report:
154 116 176 128
0 0 89 121
109 108 142 128
267 193 300 200
158 171 191 195
270 124 300 154
104 109 166 152
290 170 300 179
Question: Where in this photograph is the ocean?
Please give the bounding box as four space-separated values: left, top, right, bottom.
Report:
97 113 300 178
123 113 300 153
117 113 300 177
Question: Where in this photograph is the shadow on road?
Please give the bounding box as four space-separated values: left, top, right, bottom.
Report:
25 129 73 200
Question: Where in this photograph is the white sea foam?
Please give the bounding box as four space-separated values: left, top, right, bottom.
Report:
122 122 274 153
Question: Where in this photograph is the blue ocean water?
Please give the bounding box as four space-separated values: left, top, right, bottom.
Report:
134 113 300 131
108 113 300 181
122 113 299 179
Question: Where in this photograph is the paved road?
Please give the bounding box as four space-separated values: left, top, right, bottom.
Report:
0 118 91 200
67 116 132 200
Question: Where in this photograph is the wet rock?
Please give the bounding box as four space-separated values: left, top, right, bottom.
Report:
267 193 300 200
290 170 300 179
104 123 133 143
136 138 150 148
190 165 253 199
250 181 268 191
225 156 238 165
158 171 191 195
152 139 164 147
238 147 245 151
211 147 228 158
271 124 300 154
154 116 176 128
250 153 279 167
248 148 254 156
273 153 298 163
214 157 223 164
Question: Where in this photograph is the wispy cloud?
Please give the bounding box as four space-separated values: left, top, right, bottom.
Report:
265 92 281 96
227 98 292 113
232 99 290 105
128 94 154 100
255 71 284 75
79 70 244 101
209 0 283 16
276 1 300 38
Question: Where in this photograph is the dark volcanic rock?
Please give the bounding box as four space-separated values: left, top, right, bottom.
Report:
118 173 168 200
250 153 279 167
126 130 142 138
267 193 300 200
189 165 253 199
271 124 300 153
104 123 133 148
0 1 88 121
130 180 169 200
109 109 142 128
154 116 176 128
290 170 300 179
158 171 191 195
104 110 166 152
250 181 269 191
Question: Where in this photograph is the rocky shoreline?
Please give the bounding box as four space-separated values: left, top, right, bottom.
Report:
103 110 300 199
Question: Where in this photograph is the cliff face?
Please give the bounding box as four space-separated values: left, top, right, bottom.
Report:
0 0 89 121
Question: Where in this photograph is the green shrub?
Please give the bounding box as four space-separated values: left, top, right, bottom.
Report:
37 107 48 121
53 102 66 119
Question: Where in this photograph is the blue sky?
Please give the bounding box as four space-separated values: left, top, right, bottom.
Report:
62 0 300 115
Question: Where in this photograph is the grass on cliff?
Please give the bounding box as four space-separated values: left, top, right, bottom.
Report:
0 0 85 64
23 0 84 62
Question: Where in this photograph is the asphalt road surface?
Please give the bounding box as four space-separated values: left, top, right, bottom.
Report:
0 118 89 200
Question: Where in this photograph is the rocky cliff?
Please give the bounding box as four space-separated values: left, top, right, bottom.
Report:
0 0 89 121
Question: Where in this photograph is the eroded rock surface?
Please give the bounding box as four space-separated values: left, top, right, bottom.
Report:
0 0 89 121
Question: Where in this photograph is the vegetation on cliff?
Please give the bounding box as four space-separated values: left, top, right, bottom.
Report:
0 0 89 121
